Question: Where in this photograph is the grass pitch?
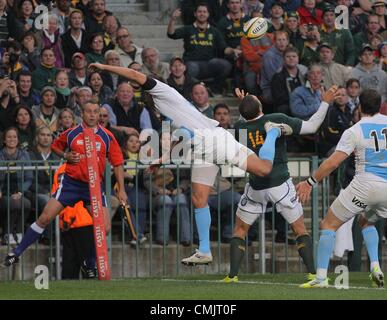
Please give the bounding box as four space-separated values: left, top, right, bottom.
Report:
0 273 386 300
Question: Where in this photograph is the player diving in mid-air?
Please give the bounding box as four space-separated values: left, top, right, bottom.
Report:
297 89 387 288
84 63 282 265
222 85 339 283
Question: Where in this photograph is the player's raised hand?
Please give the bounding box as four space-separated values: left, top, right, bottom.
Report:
296 180 312 204
322 85 339 104
235 88 248 100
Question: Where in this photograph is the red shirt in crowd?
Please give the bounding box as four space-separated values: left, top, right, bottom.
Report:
52 123 124 183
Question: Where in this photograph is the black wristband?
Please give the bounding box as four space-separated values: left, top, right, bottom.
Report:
142 77 157 90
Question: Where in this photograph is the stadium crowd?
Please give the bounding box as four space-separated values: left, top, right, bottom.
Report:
0 0 386 261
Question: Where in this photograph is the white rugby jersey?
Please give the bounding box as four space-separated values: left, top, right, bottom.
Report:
147 80 219 134
336 113 387 182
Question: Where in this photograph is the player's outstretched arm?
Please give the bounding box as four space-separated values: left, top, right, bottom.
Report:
299 85 339 135
296 150 348 203
88 63 147 86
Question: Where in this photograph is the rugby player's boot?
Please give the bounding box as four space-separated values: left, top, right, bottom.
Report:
370 266 384 288
222 275 239 283
2 253 19 267
264 121 293 136
306 273 316 281
181 249 213 266
299 278 329 288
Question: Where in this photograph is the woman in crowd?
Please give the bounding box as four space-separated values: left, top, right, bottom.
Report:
87 71 112 105
54 70 72 109
12 104 36 151
86 33 105 64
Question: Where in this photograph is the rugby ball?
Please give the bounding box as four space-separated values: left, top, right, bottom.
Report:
243 17 268 40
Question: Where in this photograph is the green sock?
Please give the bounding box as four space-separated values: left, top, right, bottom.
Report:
229 237 246 278
296 234 316 274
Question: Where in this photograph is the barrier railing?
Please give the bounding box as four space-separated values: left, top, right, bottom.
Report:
0 157 331 280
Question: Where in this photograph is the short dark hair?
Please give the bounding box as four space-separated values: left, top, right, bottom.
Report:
359 89 381 116
283 46 299 57
213 103 230 115
17 70 32 81
195 2 210 12
346 78 360 88
239 95 262 120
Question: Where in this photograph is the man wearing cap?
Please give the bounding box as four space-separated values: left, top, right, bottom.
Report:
267 1 285 32
351 44 387 102
263 0 301 18
167 56 198 99
32 48 58 91
69 52 88 87
318 42 351 89
372 0 386 32
61 9 89 68
319 5 356 66
32 86 61 132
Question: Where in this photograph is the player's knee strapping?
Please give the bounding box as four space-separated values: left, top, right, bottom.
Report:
296 234 316 274
195 206 211 254
229 237 246 278
259 128 281 162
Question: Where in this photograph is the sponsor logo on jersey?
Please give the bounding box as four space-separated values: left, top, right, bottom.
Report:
352 196 367 209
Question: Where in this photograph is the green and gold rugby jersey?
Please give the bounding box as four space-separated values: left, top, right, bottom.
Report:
235 113 302 190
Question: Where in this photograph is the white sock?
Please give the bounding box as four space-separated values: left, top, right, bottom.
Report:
370 261 381 271
31 222 44 234
316 268 327 281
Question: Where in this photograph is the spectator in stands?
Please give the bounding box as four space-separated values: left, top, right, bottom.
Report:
0 40 28 80
28 125 60 215
115 26 142 67
0 127 32 244
297 0 323 26
141 47 170 82
99 105 125 147
240 26 273 95
299 23 320 67
85 0 116 35
71 85 91 118
61 9 89 68
68 52 88 87
353 15 381 59
103 49 122 91
318 86 352 157
271 46 307 115
318 43 351 89
19 31 40 71
0 78 20 132
0 0 17 44
319 5 356 66
32 86 60 132
243 0 264 17
87 70 112 104
55 70 72 109
284 11 304 54
378 40 387 72
37 13 64 68
86 33 105 64
53 107 78 138
31 47 57 91
263 0 301 18
102 14 119 52
51 0 72 35
145 131 191 246
13 105 35 151
373 0 386 33
260 31 289 105
15 0 36 37
180 0 222 25
167 56 197 99
167 4 238 95
17 70 40 108
346 78 361 113
351 44 387 102
290 63 323 120
191 82 214 118
110 82 153 133
266 2 285 32
213 103 232 129
121 132 148 246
